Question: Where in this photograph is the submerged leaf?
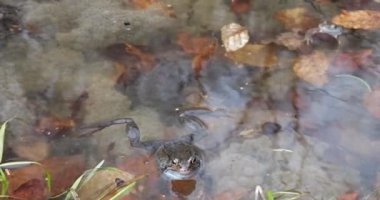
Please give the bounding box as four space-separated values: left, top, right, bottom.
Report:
230 0 251 13
332 10 380 29
130 0 176 18
225 44 278 67
275 7 319 31
221 23 249 52
176 32 216 79
34 115 75 137
293 50 329 86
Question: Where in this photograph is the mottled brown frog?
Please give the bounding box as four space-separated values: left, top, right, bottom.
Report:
79 109 207 180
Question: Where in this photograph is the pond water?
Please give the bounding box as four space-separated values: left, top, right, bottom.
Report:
1 0 380 199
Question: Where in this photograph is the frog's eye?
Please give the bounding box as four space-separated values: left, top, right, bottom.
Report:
189 156 197 164
172 158 179 165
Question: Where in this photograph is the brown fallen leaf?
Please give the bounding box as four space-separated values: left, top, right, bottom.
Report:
176 32 217 79
221 23 249 52
69 91 89 120
77 169 136 200
363 89 380 118
10 179 48 200
275 31 305 50
34 114 75 137
124 42 155 71
332 10 380 29
230 0 251 13
275 7 319 31
338 191 359 200
225 44 278 67
293 50 329 86
7 155 86 197
130 0 176 18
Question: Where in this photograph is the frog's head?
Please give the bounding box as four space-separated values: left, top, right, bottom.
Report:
155 142 203 180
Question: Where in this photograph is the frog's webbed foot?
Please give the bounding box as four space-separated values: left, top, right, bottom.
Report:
176 107 212 131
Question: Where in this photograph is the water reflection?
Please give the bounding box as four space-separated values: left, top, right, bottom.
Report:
1 0 380 199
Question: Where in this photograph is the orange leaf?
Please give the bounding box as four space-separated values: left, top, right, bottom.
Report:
131 0 156 9
230 0 251 13
7 155 86 197
130 0 176 17
225 44 278 67
11 179 48 200
338 191 359 200
176 33 216 79
275 7 319 31
124 42 155 71
332 10 380 29
275 32 305 50
35 114 75 137
293 50 329 86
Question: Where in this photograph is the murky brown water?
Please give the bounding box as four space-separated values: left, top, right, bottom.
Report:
1 0 380 199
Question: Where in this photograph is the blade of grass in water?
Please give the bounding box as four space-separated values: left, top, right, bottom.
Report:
0 169 8 195
108 181 136 200
0 121 9 163
0 161 52 193
266 191 274 200
63 160 105 200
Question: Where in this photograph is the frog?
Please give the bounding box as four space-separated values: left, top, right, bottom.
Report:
304 21 349 45
79 108 208 180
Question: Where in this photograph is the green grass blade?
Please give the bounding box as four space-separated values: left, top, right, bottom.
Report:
0 161 41 169
0 169 8 195
266 191 274 200
109 181 136 200
64 160 105 200
80 160 105 187
44 169 52 193
0 121 9 163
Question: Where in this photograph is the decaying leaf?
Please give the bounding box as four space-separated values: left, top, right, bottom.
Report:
338 191 359 200
332 10 380 29
77 168 136 200
363 89 380 118
221 23 249 52
130 0 176 18
225 44 278 67
293 50 329 86
176 32 216 79
34 114 75 137
124 42 155 71
7 155 85 197
275 7 319 31
275 32 305 50
230 0 250 13
11 179 48 200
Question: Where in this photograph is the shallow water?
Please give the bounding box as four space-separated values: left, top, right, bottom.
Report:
1 0 380 199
